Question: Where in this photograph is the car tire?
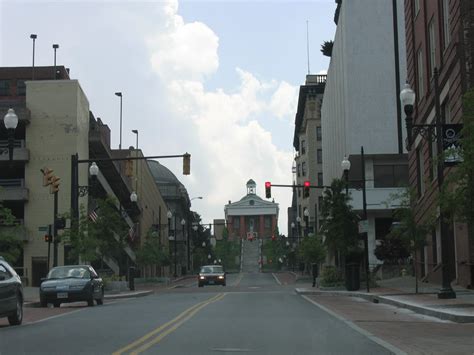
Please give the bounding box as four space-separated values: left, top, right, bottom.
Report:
8 295 23 326
95 289 104 305
53 302 61 308
198 283 203 287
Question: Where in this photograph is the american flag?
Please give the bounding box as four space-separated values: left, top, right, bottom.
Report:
89 209 98 223
128 225 135 240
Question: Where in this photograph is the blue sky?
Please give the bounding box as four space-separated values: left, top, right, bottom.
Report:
0 0 336 232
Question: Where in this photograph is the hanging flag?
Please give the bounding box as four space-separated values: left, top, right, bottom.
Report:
128 225 135 240
89 209 98 223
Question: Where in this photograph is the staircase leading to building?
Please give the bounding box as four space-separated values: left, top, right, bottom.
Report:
241 239 260 273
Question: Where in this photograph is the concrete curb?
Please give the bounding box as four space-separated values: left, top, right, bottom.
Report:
295 288 474 323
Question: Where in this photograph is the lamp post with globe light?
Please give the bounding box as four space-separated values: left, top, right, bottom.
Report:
2 109 19 161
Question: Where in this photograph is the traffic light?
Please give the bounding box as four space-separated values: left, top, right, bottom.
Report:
55 217 66 230
44 234 52 243
265 181 271 198
42 168 54 187
50 176 60 194
303 181 310 198
183 153 191 175
271 235 276 241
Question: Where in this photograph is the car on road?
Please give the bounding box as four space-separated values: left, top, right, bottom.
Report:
39 265 104 307
198 265 226 287
0 256 23 326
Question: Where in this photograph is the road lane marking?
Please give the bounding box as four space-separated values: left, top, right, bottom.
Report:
301 295 407 355
271 273 282 285
112 293 224 355
130 293 226 354
232 273 243 287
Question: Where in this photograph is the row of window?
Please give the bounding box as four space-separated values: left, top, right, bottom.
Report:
0 79 26 96
415 0 450 101
296 150 323 177
298 127 322 155
232 216 272 229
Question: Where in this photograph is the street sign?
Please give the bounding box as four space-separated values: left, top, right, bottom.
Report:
38 226 48 232
358 220 368 234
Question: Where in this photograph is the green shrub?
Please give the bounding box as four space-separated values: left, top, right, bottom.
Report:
320 265 344 287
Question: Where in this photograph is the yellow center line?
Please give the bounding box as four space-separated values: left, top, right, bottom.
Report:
130 293 226 355
112 293 222 355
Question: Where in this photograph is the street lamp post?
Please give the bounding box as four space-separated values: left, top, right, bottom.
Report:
115 92 123 149
167 211 176 277
296 216 301 245
341 148 370 293
303 209 310 237
181 218 186 275
52 44 59 79
30 34 37 80
400 78 457 299
3 109 19 161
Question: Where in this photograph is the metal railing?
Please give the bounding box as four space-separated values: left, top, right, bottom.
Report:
0 139 24 149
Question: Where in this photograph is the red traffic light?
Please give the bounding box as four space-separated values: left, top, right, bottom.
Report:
303 181 310 198
265 181 271 199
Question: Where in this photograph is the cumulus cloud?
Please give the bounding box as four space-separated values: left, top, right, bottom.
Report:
146 0 297 231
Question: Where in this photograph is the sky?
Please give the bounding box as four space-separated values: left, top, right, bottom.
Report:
0 0 336 233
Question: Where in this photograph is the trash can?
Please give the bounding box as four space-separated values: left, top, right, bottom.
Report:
128 266 136 291
345 263 360 291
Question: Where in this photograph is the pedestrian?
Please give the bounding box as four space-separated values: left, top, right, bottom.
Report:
311 262 319 288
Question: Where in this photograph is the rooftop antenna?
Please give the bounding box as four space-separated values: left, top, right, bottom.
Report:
306 20 311 75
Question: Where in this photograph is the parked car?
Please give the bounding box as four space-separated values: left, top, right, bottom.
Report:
0 256 23 326
198 265 226 287
39 265 104 307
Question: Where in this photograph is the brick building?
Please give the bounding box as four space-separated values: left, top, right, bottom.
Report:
404 0 474 287
225 180 279 240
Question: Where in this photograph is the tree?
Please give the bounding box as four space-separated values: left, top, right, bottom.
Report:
320 40 334 57
320 179 361 260
65 196 129 265
214 227 240 270
136 229 170 270
0 200 22 265
440 88 474 242
298 235 326 265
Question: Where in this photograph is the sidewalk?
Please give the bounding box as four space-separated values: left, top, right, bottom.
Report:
296 276 474 323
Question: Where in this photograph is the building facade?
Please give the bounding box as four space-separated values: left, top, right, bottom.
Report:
293 74 326 238
404 0 474 287
321 0 408 268
225 180 279 240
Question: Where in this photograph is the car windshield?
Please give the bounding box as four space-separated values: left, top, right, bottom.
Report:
200 266 223 274
47 266 90 279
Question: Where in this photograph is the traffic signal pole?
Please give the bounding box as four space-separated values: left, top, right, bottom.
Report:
47 224 52 272
53 191 59 267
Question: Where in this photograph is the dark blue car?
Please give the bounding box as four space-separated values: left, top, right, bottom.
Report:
0 257 23 326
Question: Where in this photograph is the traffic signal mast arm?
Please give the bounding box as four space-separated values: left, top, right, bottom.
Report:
268 183 333 189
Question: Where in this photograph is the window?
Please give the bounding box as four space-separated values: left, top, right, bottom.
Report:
318 196 323 211
414 0 420 17
428 19 436 77
416 147 425 197
297 164 301 177
233 217 240 229
373 165 408 187
0 264 12 280
442 100 451 124
301 140 306 155
317 149 323 164
316 127 322 141
317 172 323 186
417 48 424 99
302 162 307 176
16 80 26 96
428 137 436 181
0 80 10 96
298 189 301 198
442 0 450 50
264 216 271 228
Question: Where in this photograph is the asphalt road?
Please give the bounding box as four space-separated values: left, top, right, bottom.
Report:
0 273 393 355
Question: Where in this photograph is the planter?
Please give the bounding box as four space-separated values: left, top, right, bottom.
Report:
104 281 129 293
